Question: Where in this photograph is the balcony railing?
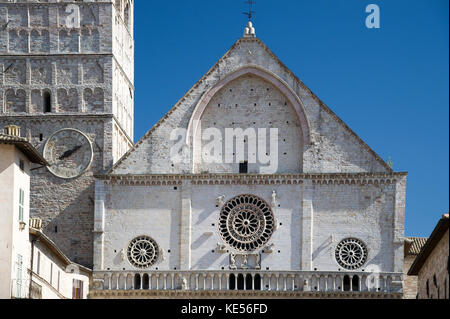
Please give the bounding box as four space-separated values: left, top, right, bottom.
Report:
92 270 403 294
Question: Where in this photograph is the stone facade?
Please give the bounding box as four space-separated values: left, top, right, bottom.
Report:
91 23 407 298
409 215 450 299
0 0 134 268
403 237 427 299
417 230 449 299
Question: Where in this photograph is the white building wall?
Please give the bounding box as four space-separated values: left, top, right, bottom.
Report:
0 145 15 299
31 242 90 299
194 75 303 174
189 184 302 271
98 177 404 274
10 148 32 298
103 184 181 271
311 183 396 272
0 145 31 299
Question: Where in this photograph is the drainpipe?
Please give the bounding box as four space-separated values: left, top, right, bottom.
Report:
29 234 40 299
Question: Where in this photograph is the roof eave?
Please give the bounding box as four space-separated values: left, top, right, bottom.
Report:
408 216 450 275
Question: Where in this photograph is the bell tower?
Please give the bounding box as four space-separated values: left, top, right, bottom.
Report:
0 0 135 268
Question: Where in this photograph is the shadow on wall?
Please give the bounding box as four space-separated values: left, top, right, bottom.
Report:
312 236 333 262
41 179 95 269
193 252 228 271
191 233 212 250
197 208 216 225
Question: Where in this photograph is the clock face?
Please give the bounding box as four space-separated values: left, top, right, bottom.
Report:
43 129 93 179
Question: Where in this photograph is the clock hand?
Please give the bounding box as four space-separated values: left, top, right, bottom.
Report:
58 145 82 160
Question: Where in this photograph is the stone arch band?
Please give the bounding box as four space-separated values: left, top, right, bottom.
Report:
186 65 312 147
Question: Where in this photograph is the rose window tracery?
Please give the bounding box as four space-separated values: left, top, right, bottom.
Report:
219 194 275 252
335 238 368 270
127 236 160 269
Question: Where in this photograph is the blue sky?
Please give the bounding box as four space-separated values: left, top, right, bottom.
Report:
133 0 449 237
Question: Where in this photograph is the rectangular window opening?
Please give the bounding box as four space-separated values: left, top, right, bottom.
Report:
73 280 84 299
239 161 248 174
19 189 24 222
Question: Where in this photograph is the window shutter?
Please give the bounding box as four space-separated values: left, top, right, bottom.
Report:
37 252 40 275
80 281 84 299
19 189 24 222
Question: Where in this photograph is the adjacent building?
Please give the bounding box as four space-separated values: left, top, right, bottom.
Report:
28 218 91 299
0 125 90 299
403 237 427 299
408 214 449 299
0 125 47 299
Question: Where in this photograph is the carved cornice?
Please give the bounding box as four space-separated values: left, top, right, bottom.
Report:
88 289 402 300
0 113 112 121
96 172 408 187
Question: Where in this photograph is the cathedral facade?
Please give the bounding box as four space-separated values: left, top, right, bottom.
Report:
90 23 407 298
0 1 408 299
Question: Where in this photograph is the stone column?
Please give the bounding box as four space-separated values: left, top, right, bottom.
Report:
393 175 407 273
179 180 192 270
93 180 106 271
48 5 58 53
301 180 313 270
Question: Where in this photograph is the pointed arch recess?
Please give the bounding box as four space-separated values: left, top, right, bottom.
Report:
186 66 311 147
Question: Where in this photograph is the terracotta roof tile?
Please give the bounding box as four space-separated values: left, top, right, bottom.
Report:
406 237 428 255
0 133 48 165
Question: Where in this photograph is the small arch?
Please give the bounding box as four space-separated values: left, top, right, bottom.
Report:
126 274 133 289
186 66 311 147
43 91 51 113
254 274 262 290
142 274 149 289
245 274 253 290
134 274 141 290
343 275 351 291
237 274 245 290
229 274 236 290
352 276 360 292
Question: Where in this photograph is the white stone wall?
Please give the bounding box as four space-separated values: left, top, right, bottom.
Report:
312 183 396 271
10 148 32 298
97 175 405 274
0 145 15 299
0 145 32 299
189 184 302 271
97 32 405 281
194 75 303 174
101 183 182 271
31 241 90 299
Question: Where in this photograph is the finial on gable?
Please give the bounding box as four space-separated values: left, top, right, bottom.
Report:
242 0 256 38
244 21 256 38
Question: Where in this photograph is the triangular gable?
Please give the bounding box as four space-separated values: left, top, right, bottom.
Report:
108 37 392 175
